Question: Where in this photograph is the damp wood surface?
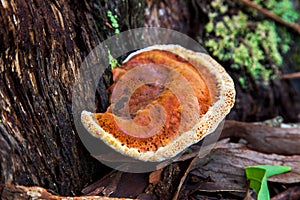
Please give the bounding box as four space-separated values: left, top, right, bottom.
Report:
0 0 300 199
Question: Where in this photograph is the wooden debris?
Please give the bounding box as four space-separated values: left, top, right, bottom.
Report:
198 141 300 184
82 171 147 198
271 186 300 200
145 163 182 200
177 137 300 199
221 120 300 155
149 169 163 184
0 184 137 200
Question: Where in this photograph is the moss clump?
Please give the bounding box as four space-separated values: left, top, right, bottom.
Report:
204 0 299 86
254 0 299 23
107 10 120 34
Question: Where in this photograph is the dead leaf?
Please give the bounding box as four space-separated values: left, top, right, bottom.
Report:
149 168 163 184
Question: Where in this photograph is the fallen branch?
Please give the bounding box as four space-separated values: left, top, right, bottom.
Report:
238 0 300 34
221 120 300 155
0 184 136 200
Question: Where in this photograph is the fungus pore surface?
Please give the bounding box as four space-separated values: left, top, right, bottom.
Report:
81 45 235 162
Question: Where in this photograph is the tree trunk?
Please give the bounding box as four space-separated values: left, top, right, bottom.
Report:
0 0 145 195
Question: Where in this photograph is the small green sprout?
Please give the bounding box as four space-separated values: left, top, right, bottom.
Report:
107 48 120 69
185 148 193 154
238 77 247 89
245 165 291 200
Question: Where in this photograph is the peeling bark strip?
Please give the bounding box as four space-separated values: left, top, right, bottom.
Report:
0 184 137 200
221 120 300 155
0 0 145 195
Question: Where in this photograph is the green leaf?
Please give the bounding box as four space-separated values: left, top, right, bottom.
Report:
245 167 269 200
255 165 291 177
245 165 291 200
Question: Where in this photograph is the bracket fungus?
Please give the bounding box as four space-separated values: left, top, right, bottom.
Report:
81 44 235 162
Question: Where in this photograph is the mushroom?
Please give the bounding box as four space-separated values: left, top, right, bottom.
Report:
81 44 235 162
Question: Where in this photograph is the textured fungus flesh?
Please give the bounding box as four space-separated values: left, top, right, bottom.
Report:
95 50 212 152
81 44 236 161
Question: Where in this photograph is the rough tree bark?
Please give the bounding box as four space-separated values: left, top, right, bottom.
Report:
0 0 299 197
0 0 145 195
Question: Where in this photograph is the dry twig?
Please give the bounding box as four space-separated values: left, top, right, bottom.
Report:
282 72 300 79
238 0 300 34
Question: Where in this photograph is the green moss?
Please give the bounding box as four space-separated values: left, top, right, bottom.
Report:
255 0 299 23
107 10 120 34
204 0 298 85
